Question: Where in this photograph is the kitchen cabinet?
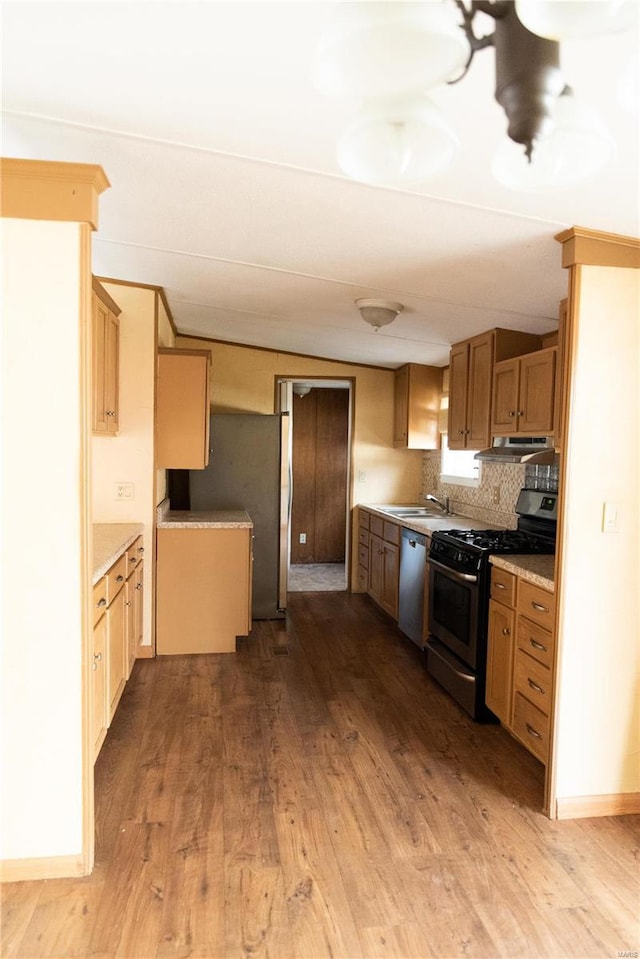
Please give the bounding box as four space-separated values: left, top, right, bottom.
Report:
92 579 108 760
125 536 145 678
486 565 556 766
393 364 441 449
485 568 517 725
554 298 567 449
156 348 211 469
367 515 400 619
106 553 127 722
357 508 370 592
492 347 557 436
156 526 252 654
92 278 121 435
448 328 542 450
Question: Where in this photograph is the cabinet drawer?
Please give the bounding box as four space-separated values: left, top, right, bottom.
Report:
370 515 383 538
517 580 555 630
106 553 127 604
126 536 144 576
517 615 555 669
512 693 550 764
358 527 369 548
358 543 369 570
383 521 400 546
359 509 370 530
93 578 108 627
490 567 516 606
514 649 552 716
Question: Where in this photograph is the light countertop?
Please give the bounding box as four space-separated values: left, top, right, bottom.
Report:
93 523 144 584
490 554 555 591
157 509 253 530
361 504 503 536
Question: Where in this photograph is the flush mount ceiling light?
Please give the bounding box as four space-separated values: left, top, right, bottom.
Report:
292 383 312 397
356 298 404 331
314 0 633 190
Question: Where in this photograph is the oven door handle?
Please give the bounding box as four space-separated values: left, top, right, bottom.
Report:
428 556 478 584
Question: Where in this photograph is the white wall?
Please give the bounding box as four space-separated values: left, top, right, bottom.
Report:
156 295 175 506
1 219 87 861
554 265 639 800
92 284 156 647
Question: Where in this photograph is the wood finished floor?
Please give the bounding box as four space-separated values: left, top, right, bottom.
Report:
2 592 639 959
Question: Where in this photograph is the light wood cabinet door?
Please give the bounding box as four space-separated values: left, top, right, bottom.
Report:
107 587 127 721
125 560 144 679
518 349 556 434
554 299 567 449
486 598 515 726
368 533 384 604
466 332 494 449
447 342 469 450
491 357 520 434
92 282 120 435
381 540 399 619
92 614 108 760
393 364 441 449
156 349 211 469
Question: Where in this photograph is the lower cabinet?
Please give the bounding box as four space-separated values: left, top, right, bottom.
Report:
486 566 555 765
156 526 252 654
92 535 144 762
366 514 400 619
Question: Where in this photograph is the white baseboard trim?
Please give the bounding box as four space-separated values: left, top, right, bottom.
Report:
556 792 640 820
0 853 86 883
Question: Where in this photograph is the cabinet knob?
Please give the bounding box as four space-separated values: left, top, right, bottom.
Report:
125 601 132 607
130 556 137 564
136 582 143 590
97 597 107 607
518 410 524 416
106 410 116 417
502 628 510 635
458 429 465 435
116 575 124 583
94 652 102 661
138 547 145 554
508 410 516 417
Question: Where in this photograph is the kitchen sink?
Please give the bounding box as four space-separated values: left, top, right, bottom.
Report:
381 506 442 518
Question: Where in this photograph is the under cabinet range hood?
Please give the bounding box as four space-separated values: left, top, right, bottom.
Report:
474 438 557 464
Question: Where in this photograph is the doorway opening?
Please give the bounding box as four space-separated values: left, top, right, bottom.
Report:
276 378 353 593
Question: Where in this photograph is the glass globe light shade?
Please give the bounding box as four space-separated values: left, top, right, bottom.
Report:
492 89 615 191
515 0 633 40
337 95 458 187
312 1 468 98
355 298 404 330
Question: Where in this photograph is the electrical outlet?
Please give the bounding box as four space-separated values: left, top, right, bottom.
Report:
115 482 134 501
492 485 500 505
299 533 306 544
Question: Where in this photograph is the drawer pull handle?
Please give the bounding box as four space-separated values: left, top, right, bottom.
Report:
116 575 124 583
502 628 510 636
136 583 143 590
525 722 542 740
97 598 107 608
125 601 132 607
130 556 137 563
494 582 507 589
530 638 548 652
528 678 545 694
531 601 549 613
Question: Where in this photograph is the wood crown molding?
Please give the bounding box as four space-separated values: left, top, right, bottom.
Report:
555 226 640 270
94 277 179 337
1 157 110 230
92 276 122 317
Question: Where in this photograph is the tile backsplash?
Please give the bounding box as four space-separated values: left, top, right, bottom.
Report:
421 452 525 528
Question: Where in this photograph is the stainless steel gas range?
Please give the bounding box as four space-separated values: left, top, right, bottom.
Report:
426 489 557 721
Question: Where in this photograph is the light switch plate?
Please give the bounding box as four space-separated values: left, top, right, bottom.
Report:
115 482 134 501
602 501 619 533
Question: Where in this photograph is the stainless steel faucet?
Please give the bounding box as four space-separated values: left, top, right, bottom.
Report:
424 493 450 514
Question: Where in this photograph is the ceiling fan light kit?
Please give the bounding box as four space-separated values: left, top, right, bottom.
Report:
356 298 405 331
314 0 630 190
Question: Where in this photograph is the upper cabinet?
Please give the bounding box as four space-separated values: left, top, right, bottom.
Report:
393 363 441 449
156 348 211 469
92 278 121 435
448 328 543 449
492 347 557 436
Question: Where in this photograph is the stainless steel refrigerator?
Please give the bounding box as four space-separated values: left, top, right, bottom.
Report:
168 413 290 620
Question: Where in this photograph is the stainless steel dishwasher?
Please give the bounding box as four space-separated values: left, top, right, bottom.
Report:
398 528 427 647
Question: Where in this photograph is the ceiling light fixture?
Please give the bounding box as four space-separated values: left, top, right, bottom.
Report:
356 298 404 331
292 383 312 397
314 0 631 190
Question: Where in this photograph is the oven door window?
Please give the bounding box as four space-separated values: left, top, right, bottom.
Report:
429 566 479 669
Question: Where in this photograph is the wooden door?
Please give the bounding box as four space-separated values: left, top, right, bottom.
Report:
447 342 469 449
393 365 409 446
368 533 384 604
92 615 107 759
492 358 520 434
290 388 349 564
104 310 119 433
107 587 126 721
466 331 494 448
518 349 556 434
92 294 108 432
486 599 515 725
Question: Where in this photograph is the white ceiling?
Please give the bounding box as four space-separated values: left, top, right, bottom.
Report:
2 1 639 368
